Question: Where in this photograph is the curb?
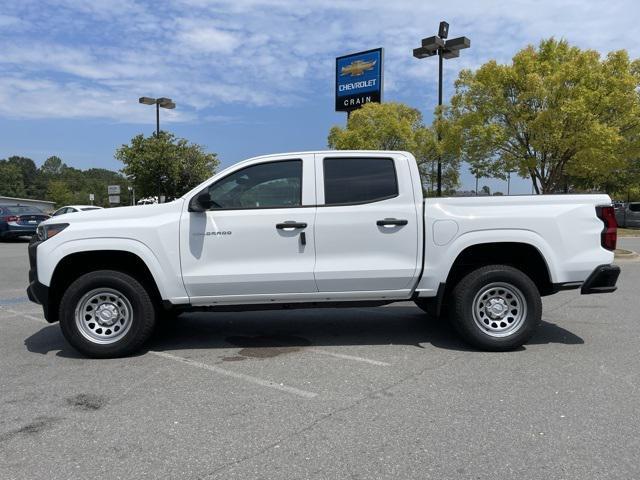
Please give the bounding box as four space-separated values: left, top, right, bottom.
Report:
614 249 639 261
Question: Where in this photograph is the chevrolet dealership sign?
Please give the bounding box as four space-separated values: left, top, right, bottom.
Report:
335 48 383 112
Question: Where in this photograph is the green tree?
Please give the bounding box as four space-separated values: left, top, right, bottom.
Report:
46 180 74 207
328 102 460 194
116 132 219 199
450 38 640 193
0 161 26 197
6 156 38 197
40 156 66 177
77 168 131 206
414 111 462 195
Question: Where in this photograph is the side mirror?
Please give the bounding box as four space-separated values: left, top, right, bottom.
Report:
189 192 214 212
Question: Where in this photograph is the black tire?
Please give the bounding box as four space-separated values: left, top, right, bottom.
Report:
58 270 157 358
449 265 542 351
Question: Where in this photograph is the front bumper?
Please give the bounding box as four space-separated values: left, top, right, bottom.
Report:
580 264 621 294
26 237 52 321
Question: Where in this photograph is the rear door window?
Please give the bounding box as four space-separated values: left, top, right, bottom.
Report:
323 158 398 205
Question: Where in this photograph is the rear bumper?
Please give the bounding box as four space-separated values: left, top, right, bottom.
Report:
580 264 621 294
1 225 37 237
26 238 52 321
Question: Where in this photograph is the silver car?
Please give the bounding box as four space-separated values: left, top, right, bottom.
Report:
51 205 103 216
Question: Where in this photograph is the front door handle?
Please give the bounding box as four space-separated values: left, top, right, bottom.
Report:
376 218 408 227
276 221 307 230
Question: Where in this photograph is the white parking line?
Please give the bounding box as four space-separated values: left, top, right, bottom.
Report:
149 350 318 399
308 348 390 366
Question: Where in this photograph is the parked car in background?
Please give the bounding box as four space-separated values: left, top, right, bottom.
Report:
136 197 158 205
51 205 104 217
615 202 640 228
0 205 49 240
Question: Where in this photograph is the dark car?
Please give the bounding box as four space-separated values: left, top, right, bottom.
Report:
0 205 50 240
615 202 640 228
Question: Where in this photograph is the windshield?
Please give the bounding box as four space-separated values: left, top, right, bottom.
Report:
80 207 101 211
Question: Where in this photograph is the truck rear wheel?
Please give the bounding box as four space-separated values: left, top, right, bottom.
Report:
450 265 541 351
58 270 157 358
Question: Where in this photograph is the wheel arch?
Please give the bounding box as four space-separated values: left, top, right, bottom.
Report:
47 249 164 323
445 241 554 297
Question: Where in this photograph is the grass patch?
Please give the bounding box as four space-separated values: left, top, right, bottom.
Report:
618 228 640 237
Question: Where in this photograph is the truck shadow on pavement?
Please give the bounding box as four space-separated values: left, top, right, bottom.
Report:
24 306 583 358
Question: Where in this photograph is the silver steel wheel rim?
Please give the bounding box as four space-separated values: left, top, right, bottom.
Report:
472 282 527 338
75 288 133 345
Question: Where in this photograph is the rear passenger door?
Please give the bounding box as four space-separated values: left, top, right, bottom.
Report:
313 154 420 292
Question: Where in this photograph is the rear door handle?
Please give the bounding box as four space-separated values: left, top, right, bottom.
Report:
276 221 307 230
376 218 408 227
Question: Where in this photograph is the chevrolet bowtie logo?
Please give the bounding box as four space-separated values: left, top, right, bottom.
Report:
340 59 376 77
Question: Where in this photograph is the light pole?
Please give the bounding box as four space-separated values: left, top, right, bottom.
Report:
138 97 176 136
413 21 470 197
139 97 175 203
128 186 135 206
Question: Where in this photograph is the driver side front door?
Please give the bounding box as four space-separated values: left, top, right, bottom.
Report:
179 155 317 304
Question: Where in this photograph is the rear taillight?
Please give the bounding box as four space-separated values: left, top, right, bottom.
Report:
596 205 617 251
2 215 19 222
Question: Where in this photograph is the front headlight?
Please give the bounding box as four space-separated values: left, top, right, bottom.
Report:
36 223 69 241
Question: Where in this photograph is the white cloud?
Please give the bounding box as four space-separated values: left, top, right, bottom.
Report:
0 0 639 121
0 14 23 28
176 22 241 54
0 74 193 123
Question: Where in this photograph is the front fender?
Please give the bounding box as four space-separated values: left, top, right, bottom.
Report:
37 237 190 303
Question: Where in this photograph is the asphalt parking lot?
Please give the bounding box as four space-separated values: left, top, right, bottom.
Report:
1 238 640 480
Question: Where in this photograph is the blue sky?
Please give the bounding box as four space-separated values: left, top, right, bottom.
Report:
1 0 639 194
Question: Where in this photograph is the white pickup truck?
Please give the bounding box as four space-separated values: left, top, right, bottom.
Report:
27 151 620 358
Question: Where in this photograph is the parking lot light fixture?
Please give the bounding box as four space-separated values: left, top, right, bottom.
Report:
138 97 156 105
413 22 470 197
138 96 176 203
138 96 176 136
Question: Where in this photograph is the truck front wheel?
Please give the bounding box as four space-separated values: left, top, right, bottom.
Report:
450 265 542 351
58 270 157 358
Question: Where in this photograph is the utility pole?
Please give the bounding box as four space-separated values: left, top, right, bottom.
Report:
437 48 443 197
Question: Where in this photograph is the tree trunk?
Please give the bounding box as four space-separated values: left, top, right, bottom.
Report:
530 172 540 194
